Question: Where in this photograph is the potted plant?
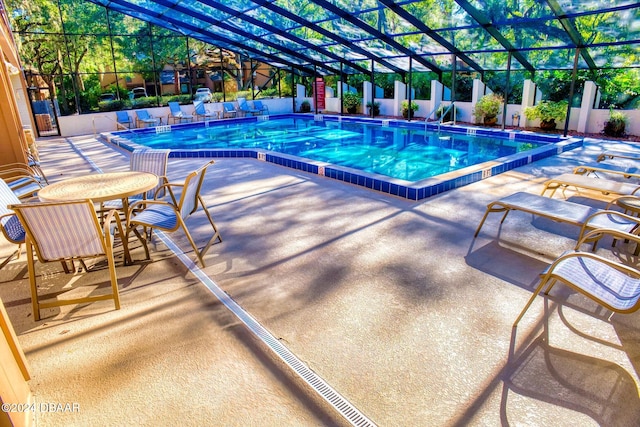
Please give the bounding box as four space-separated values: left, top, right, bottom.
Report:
472 93 503 125
366 101 380 116
523 100 568 130
343 92 361 114
603 108 628 137
299 100 311 113
401 100 419 119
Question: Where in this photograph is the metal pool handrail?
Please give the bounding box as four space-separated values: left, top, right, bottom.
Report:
425 101 457 134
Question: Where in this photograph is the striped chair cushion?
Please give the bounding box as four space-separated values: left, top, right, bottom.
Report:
4 215 25 242
21 202 104 260
554 256 640 311
131 204 178 230
0 178 26 243
130 149 169 198
0 179 21 210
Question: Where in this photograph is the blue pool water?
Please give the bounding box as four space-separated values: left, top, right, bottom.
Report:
106 114 582 200
119 117 545 182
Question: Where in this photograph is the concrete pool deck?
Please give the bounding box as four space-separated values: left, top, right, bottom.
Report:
1 134 639 426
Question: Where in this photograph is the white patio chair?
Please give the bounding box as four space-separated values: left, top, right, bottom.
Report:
9 200 125 321
127 160 222 266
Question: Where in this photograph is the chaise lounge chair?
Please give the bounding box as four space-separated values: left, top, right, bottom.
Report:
237 97 260 117
596 149 640 162
253 100 269 115
513 228 640 328
135 110 160 128
474 191 640 248
572 164 640 180
116 111 133 129
541 173 640 199
193 100 218 121
222 102 238 118
167 101 194 124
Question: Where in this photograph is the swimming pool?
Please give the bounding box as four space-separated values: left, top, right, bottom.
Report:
103 114 583 200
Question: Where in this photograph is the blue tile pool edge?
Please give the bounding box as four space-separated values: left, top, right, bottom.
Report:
100 115 583 201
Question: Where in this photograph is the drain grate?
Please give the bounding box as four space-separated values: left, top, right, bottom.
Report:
158 233 377 427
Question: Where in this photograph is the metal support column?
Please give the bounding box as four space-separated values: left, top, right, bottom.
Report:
340 62 344 116
313 65 318 114
407 57 413 121
564 48 581 137
220 49 226 102
370 59 375 118
502 52 512 131
292 66 296 112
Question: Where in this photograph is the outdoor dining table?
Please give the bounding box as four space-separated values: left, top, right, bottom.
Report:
38 171 159 263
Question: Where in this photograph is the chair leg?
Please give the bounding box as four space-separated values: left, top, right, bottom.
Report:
26 240 41 321
130 226 150 262
105 242 121 310
199 196 223 255
513 278 550 328
176 217 207 266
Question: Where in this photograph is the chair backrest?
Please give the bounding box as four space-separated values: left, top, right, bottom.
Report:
168 102 183 117
237 97 249 111
10 200 106 262
193 100 205 115
136 110 151 120
116 111 130 123
0 178 25 243
223 102 236 112
130 149 170 198
253 100 263 110
178 160 214 220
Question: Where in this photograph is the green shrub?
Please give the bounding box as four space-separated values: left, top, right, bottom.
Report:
98 99 126 112
132 96 158 109
260 88 278 98
299 100 311 112
524 100 568 123
343 92 361 112
603 108 628 137
472 93 503 121
163 94 192 105
401 100 419 118
366 101 380 116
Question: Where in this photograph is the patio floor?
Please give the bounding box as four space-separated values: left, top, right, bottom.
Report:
1 133 640 426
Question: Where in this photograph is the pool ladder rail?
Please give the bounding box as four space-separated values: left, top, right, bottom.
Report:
425 101 456 134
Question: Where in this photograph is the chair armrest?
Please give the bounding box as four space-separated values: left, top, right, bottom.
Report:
583 209 640 228
103 208 125 245
0 167 40 179
546 249 640 279
572 165 640 179
577 227 640 250
152 181 182 203
1 174 44 190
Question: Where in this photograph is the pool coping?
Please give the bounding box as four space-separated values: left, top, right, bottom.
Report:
100 113 583 201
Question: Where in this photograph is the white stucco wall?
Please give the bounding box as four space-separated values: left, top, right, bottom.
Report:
55 91 640 137
58 98 295 137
